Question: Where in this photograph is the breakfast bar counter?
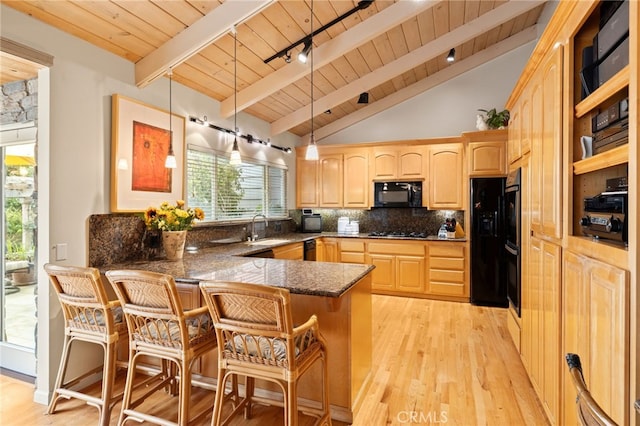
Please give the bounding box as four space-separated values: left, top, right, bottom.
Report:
99 243 373 423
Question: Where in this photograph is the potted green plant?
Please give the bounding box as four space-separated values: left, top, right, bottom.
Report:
478 108 510 129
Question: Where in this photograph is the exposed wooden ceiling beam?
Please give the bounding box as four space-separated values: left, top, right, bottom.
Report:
135 0 273 88
310 25 539 143
272 0 545 136
219 0 439 118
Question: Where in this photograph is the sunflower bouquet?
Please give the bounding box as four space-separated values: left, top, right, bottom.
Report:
143 200 205 231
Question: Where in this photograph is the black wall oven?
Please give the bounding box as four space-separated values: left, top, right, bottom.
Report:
504 168 521 316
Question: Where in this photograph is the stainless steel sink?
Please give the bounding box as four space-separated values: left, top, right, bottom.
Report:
246 238 291 246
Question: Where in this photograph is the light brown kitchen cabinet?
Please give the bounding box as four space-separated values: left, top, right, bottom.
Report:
318 238 339 263
371 146 426 180
428 143 464 209
367 241 425 294
521 237 561 424
343 150 369 208
507 100 522 164
465 129 508 177
296 154 318 208
562 250 628 426
272 242 304 260
426 242 466 297
319 153 343 208
339 240 365 264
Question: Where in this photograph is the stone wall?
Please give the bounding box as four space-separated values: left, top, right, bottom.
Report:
1 78 38 125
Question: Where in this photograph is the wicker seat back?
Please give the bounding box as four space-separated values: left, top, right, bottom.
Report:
44 263 127 426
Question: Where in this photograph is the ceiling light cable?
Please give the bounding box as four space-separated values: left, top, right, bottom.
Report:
165 68 177 169
305 0 319 161
230 25 242 166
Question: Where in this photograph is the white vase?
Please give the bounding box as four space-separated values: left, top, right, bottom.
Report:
162 230 187 260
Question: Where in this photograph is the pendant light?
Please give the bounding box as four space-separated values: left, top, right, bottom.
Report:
229 25 242 166
165 68 177 169
305 0 319 161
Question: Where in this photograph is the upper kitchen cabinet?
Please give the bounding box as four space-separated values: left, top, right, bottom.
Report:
295 146 369 209
296 154 319 208
464 130 508 177
371 146 426 180
318 152 343 208
428 143 465 209
343 149 369 208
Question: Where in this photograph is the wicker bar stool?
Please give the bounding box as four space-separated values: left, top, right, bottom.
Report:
199 280 331 426
105 270 217 426
44 263 128 426
565 353 618 426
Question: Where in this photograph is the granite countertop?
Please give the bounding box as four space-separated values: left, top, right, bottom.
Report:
100 234 372 298
99 232 465 298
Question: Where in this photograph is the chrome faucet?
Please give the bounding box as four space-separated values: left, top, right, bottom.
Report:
251 214 268 241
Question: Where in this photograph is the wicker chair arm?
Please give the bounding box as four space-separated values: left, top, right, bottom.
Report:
183 306 210 319
292 314 319 336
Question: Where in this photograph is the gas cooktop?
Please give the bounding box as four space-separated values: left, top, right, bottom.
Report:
368 231 427 239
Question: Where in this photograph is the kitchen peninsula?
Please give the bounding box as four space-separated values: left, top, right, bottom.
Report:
97 236 373 423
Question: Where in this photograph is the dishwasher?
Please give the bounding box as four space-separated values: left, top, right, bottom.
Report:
303 239 316 261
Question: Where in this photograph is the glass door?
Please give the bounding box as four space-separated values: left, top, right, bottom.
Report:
1 124 37 376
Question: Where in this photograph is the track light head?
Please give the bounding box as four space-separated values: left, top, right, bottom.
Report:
447 48 455 62
357 92 369 104
298 40 312 63
284 51 292 63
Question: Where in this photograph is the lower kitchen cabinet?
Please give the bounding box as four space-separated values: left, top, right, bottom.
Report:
339 240 365 264
367 241 425 294
426 242 467 299
562 250 629 426
272 242 303 260
521 237 561 424
317 238 339 262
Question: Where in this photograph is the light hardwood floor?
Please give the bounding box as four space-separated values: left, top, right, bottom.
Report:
0 295 548 425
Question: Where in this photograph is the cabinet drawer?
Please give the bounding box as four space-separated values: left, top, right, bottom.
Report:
340 240 365 252
429 281 466 296
429 269 464 283
368 242 425 256
429 257 464 271
341 252 365 264
429 244 464 258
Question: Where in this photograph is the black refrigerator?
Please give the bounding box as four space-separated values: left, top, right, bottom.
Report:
470 177 508 308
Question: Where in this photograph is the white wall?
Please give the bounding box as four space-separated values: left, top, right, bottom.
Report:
320 41 536 144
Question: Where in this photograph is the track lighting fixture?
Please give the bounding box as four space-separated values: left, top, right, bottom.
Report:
189 116 292 154
284 51 292 63
447 48 455 62
357 92 369 104
165 68 177 169
298 40 312 64
264 0 374 64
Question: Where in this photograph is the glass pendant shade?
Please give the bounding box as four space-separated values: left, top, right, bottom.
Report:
230 138 242 166
165 151 177 168
305 138 319 160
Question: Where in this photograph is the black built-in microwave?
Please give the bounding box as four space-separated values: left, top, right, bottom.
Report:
373 181 423 208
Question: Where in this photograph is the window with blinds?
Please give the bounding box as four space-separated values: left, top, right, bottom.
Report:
186 146 288 222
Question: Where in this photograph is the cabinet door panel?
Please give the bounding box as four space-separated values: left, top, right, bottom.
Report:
587 261 628 424
319 154 343 207
396 256 424 293
468 142 506 176
343 151 369 208
296 156 318 207
372 149 397 179
398 149 424 178
541 241 561 423
540 46 563 239
429 144 464 209
369 254 395 291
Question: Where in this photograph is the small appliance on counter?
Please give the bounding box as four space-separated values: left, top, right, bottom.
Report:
337 217 359 235
301 209 322 233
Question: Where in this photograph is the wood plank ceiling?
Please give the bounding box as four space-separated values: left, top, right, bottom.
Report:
1 0 546 141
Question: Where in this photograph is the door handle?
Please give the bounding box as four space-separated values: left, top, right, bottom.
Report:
635 399 640 414
505 244 519 256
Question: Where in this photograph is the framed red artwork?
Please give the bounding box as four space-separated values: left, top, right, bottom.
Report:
110 94 185 212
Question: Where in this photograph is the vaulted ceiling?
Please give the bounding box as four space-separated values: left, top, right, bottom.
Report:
1 0 547 141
